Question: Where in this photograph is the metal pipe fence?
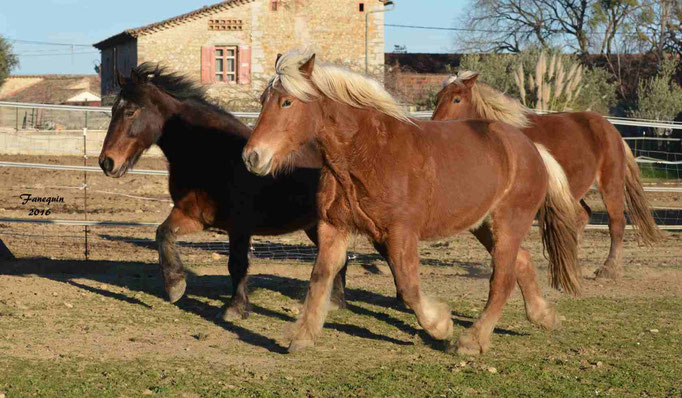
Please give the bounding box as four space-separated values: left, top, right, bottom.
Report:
1 101 681 260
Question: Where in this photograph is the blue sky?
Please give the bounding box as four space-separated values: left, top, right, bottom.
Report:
0 0 465 75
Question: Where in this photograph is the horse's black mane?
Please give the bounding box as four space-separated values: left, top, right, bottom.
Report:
121 62 238 118
131 62 207 101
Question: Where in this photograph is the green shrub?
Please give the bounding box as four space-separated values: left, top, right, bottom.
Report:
459 49 618 114
629 57 682 122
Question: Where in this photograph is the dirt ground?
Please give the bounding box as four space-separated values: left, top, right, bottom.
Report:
1 154 681 397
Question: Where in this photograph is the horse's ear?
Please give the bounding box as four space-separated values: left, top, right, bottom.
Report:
461 73 479 88
117 72 126 87
130 69 140 85
275 53 282 66
299 54 315 80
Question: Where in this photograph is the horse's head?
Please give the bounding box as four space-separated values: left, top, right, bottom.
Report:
243 53 322 176
99 68 170 177
431 72 479 121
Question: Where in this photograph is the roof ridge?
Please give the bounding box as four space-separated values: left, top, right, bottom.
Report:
94 0 253 49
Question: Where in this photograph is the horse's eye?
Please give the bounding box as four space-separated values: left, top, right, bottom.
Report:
281 99 292 108
125 110 136 117
453 98 461 104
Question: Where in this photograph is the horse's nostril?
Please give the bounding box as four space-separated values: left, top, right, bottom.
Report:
100 157 114 173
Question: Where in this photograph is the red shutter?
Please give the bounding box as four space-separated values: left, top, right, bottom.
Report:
201 46 215 84
238 46 251 84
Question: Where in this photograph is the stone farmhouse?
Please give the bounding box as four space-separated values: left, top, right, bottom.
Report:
94 0 388 108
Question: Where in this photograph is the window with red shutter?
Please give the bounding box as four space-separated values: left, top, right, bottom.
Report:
201 45 250 84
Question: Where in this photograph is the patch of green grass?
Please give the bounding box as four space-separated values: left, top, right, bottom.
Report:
1 296 680 397
639 163 681 180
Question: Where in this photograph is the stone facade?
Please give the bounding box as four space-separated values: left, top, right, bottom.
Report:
95 0 386 110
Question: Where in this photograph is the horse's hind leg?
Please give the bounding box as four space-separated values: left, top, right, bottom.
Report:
156 208 204 303
305 226 347 310
594 155 626 279
221 233 252 320
456 212 530 356
470 225 560 331
385 228 453 341
578 199 592 241
372 241 404 304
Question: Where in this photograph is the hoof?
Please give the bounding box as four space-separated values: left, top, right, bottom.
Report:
454 329 487 356
427 318 454 340
166 279 187 303
288 339 314 353
219 304 250 321
594 265 623 280
529 306 562 331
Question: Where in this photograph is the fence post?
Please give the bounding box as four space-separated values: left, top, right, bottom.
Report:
83 112 89 260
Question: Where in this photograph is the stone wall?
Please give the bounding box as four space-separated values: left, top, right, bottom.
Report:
385 70 449 105
0 129 163 157
252 0 385 86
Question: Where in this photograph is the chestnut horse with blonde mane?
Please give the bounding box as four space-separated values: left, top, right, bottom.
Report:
98 63 349 320
243 50 581 355
433 72 663 279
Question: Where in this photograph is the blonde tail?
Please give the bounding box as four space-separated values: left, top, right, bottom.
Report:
535 145 582 295
622 142 665 245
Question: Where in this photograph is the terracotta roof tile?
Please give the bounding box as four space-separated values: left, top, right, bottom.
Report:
0 75 101 104
94 0 253 49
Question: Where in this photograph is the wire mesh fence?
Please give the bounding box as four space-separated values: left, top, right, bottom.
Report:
0 101 681 263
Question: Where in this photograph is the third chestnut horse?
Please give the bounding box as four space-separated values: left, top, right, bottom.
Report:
432 72 663 278
243 50 581 355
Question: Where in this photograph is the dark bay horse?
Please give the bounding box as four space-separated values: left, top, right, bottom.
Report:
432 72 663 279
243 50 581 355
98 63 348 320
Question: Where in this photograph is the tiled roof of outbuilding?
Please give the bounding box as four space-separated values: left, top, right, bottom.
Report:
93 0 254 49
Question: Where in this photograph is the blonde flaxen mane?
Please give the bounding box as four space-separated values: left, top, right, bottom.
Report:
445 71 532 128
269 49 412 123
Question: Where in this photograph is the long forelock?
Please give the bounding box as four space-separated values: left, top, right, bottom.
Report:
446 71 532 129
272 50 412 123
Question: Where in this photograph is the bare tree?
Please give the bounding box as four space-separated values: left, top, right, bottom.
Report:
536 0 593 54
590 0 639 54
460 0 598 53
459 0 557 53
634 0 682 62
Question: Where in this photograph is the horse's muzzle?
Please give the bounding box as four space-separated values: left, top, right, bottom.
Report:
99 156 115 175
242 147 272 176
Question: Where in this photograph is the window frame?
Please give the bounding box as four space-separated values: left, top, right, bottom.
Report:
214 46 238 83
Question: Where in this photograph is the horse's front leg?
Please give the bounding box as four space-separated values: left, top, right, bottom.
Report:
156 207 204 303
305 226 348 310
289 221 349 352
221 233 252 320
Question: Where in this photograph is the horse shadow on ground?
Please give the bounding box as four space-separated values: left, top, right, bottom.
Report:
2 256 525 354
98 234 493 280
